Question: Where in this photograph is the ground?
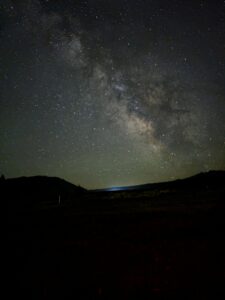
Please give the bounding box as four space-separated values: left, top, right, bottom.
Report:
8 186 225 299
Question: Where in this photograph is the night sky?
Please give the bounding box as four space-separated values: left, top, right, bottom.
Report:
1 0 225 189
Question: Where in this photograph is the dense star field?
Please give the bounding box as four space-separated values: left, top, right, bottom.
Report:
1 0 225 189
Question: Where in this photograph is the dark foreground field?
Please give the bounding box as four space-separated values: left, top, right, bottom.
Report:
7 176 225 299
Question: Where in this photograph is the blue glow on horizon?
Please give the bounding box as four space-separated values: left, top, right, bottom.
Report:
106 186 127 192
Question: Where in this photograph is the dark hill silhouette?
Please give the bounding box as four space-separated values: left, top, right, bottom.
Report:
3 175 86 206
96 170 225 192
4 170 225 210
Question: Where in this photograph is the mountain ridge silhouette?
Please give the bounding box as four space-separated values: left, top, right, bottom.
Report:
2 175 86 206
93 170 225 192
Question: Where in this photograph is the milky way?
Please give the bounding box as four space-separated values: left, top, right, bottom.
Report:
1 0 225 188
